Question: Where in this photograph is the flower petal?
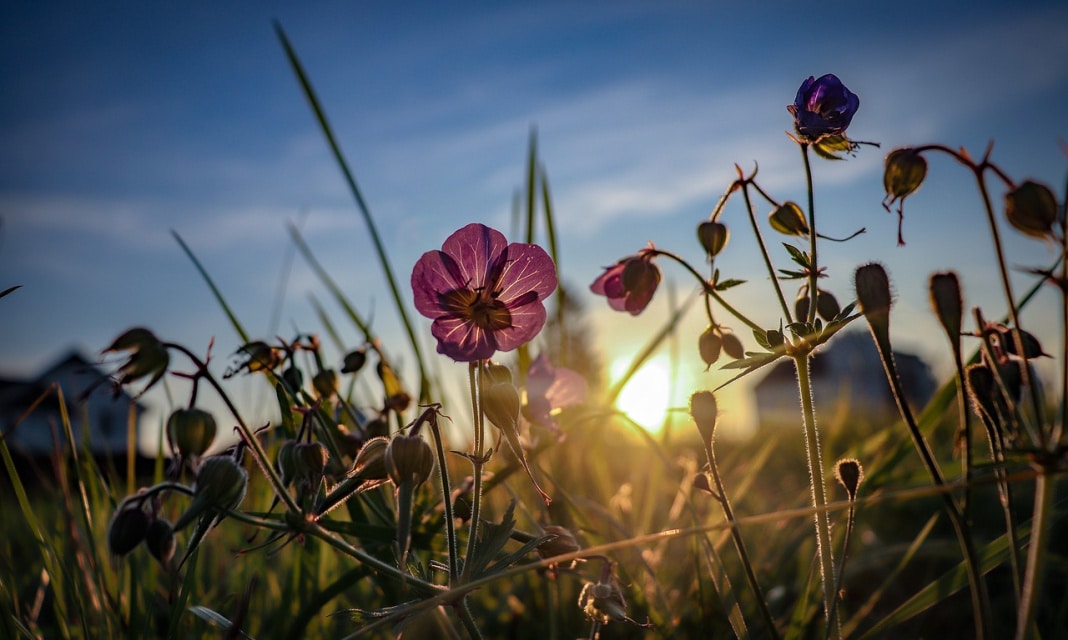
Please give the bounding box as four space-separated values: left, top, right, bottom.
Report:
440 223 507 290
412 250 467 318
431 315 498 362
494 243 558 305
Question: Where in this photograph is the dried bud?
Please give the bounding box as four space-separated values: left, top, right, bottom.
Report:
385 434 434 488
103 327 169 392
1005 180 1058 239
107 500 149 556
697 221 730 257
166 407 217 459
883 148 927 205
233 341 282 375
537 525 581 560
834 458 864 501
854 263 892 330
312 369 338 398
698 327 722 367
689 391 718 444
145 518 177 565
579 581 629 625
929 272 963 342
341 348 367 374
768 202 809 236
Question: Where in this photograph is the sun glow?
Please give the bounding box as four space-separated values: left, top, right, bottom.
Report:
610 357 674 432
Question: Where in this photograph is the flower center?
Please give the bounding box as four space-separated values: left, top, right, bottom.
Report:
441 288 513 331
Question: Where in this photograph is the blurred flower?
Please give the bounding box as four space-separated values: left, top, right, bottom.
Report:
590 247 660 315
788 74 859 141
412 223 558 362
523 353 588 436
102 327 169 396
1005 180 1058 240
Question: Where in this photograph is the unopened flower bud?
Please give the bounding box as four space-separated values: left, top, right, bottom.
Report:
276 440 299 486
107 501 150 556
282 366 303 391
998 327 1049 359
721 331 744 360
689 391 718 444
537 525 581 560
145 518 177 565
768 202 809 236
579 581 629 625
883 148 927 205
834 458 864 501
481 361 514 386
698 328 722 368
482 382 522 432
816 289 840 321
293 441 329 489
1005 180 1058 239
351 436 390 482
964 364 1000 422
697 221 730 257
854 263 892 331
166 407 217 459
312 369 338 398
191 456 247 518
929 272 963 343
341 348 367 374
385 434 434 488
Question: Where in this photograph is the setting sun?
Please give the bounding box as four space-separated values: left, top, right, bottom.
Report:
610 357 674 431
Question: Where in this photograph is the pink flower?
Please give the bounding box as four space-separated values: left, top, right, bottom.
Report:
523 353 588 437
411 223 557 362
590 248 660 315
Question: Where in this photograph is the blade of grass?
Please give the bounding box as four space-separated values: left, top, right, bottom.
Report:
172 230 250 344
275 22 429 403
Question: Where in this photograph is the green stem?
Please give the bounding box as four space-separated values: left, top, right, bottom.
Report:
1015 471 1054 640
740 183 793 323
649 249 763 333
429 415 460 584
793 353 839 638
462 363 485 582
800 144 819 325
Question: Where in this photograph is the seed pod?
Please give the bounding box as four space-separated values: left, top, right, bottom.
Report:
929 272 963 342
721 331 745 360
341 348 367 374
689 391 718 445
834 458 864 501
697 221 730 257
166 407 217 459
385 434 434 488
816 289 840 321
768 201 809 236
145 518 177 565
312 369 338 398
883 148 927 203
1005 180 1057 239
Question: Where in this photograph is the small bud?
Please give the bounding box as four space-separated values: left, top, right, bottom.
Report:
698 327 722 367
816 289 840 321
689 391 718 444
929 272 963 343
282 366 303 391
276 440 299 486
351 436 390 482
385 434 434 488
834 458 864 501
697 221 730 257
768 202 809 236
794 287 810 322
107 501 149 556
1005 180 1057 239
964 363 1000 422
537 525 581 560
998 327 1049 359
766 328 785 348
854 263 892 331
312 369 338 398
341 348 367 374
174 455 248 531
721 331 744 360
166 407 217 459
579 581 629 625
692 472 714 495
481 361 514 386
883 148 927 205
145 518 177 565
293 441 329 490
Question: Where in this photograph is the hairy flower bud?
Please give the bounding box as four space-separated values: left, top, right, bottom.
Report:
689 391 718 444
697 221 730 257
293 441 329 490
929 272 963 343
855 263 892 332
768 202 810 236
721 331 744 360
698 327 722 367
834 458 864 501
483 381 522 432
166 407 217 459
1005 180 1058 239
145 518 177 565
351 436 390 482
964 363 1000 423
107 500 149 556
385 434 434 488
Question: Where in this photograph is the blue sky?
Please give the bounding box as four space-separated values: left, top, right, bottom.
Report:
3 1 1067 436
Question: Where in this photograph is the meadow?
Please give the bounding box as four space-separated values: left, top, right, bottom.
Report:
2 26 1066 640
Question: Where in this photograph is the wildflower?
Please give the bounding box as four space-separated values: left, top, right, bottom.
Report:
882 148 927 244
590 247 660 315
523 353 588 436
788 74 860 141
411 223 558 362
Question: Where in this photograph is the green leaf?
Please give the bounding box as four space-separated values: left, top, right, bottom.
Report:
173 231 250 344
714 278 746 291
0 284 20 300
463 501 520 579
783 242 810 267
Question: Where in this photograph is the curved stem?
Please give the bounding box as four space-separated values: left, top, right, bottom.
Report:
740 182 793 323
649 249 763 332
793 353 838 638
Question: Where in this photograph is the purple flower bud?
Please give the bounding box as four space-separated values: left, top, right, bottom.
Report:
788 74 860 141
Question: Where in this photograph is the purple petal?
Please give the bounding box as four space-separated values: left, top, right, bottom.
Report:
494 243 557 305
431 315 498 362
440 223 507 290
492 299 547 352
412 250 467 318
